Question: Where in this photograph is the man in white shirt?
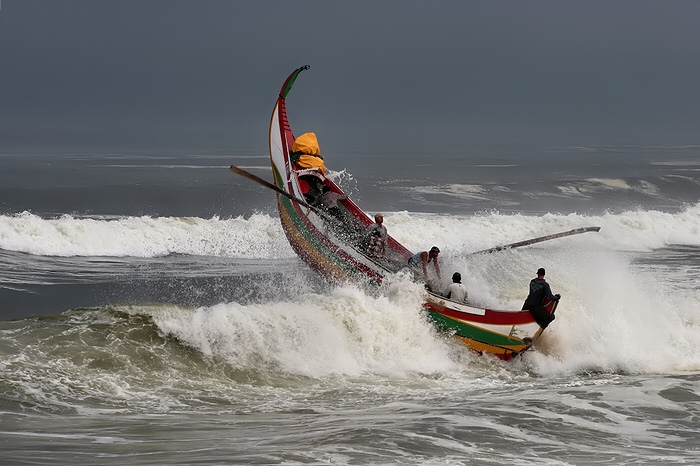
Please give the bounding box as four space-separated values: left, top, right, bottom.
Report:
444 272 467 303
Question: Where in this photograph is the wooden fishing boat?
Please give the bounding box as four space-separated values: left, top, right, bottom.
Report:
232 66 597 360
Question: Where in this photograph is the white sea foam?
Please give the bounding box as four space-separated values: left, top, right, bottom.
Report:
556 178 661 198
141 273 463 378
136 243 700 377
2 204 700 258
387 204 700 254
2 205 700 375
387 206 700 374
410 184 493 201
136 237 700 377
0 211 294 258
523 246 700 375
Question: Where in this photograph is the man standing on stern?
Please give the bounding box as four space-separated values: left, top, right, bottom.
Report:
522 267 560 328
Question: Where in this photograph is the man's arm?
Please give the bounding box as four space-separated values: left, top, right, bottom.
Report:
544 282 557 300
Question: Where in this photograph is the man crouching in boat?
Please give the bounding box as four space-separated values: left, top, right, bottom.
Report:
365 214 388 258
522 267 560 328
408 246 442 281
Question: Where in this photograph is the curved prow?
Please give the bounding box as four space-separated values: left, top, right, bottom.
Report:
280 65 310 100
270 66 310 192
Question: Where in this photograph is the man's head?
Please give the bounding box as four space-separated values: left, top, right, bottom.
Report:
429 246 440 258
537 267 546 277
374 214 383 224
452 272 461 283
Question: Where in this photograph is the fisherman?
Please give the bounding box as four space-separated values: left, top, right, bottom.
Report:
522 267 560 328
408 246 442 280
444 272 467 303
365 214 388 258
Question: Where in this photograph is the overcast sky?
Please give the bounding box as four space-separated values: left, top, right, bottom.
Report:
1 1 699 155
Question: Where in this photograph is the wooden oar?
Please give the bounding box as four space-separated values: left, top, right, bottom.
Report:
229 165 319 211
469 226 601 255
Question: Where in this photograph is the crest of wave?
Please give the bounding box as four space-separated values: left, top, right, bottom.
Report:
145 272 461 378
384 202 700 256
383 206 700 375
519 246 700 375
0 211 292 258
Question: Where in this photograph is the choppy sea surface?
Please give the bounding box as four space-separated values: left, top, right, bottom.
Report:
1 146 700 464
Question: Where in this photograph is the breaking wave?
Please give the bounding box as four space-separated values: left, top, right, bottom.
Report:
2 204 700 376
2 203 700 258
0 212 294 258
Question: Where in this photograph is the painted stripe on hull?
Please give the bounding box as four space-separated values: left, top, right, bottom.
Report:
456 337 525 360
278 196 376 284
424 296 537 326
273 167 383 285
427 309 527 348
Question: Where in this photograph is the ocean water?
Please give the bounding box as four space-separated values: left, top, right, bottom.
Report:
1 147 700 464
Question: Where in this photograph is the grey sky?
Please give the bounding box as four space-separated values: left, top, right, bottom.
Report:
1 1 699 154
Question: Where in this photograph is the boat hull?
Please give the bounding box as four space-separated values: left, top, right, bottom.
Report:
268 66 410 287
424 293 558 360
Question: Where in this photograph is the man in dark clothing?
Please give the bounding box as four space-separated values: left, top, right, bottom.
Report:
522 267 560 328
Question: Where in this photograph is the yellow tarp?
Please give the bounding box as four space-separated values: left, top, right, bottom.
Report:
292 132 326 174
292 132 321 155
295 154 326 173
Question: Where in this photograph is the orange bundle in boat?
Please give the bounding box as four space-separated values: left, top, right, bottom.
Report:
291 132 326 174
